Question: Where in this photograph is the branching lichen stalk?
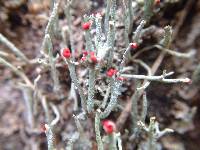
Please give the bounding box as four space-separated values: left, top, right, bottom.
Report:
64 0 75 59
133 20 146 43
160 26 172 48
87 67 96 113
0 33 29 62
45 125 55 150
45 1 59 36
67 61 87 111
100 80 123 119
107 21 115 68
44 34 60 92
144 0 155 22
95 110 104 150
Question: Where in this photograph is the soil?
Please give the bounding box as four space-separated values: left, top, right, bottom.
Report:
0 0 200 150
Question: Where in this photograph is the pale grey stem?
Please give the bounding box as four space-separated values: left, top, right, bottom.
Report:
87 67 96 113
104 0 111 35
65 132 79 150
0 50 13 59
61 51 86 110
147 117 157 150
143 0 155 22
73 114 84 136
64 0 75 59
41 96 50 123
116 133 122 150
100 86 111 109
133 20 146 43
20 83 34 128
123 1 130 47
131 87 143 132
85 30 94 52
69 83 78 111
95 14 103 52
44 124 55 150
45 1 59 36
95 110 104 150
44 34 61 93
133 59 152 90
128 0 133 34
33 75 41 116
138 117 174 150
160 26 172 49
121 73 190 83
100 80 122 119
108 133 117 150
154 44 195 58
50 103 60 126
107 21 115 68
119 45 132 72
110 0 117 23
66 60 87 111
0 57 33 88
141 92 147 123
133 44 195 59
0 33 29 62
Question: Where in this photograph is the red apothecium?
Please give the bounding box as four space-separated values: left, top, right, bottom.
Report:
106 68 117 77
82 22 91 30
130 42 138 49
62 48 71 58
102 120 116 134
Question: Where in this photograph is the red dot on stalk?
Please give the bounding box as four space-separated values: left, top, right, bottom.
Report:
130 42 138 49
62 48 71 58
82 51 88 56
106 68 117 77
90 55 97 63
82 22 91 30
155 0 160 5
102 120 116 134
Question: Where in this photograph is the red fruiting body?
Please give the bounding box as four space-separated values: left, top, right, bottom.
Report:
155 0 160 5
106 68 117 77
89 52 97 63
106 71 113 77
90 55 97 63
102 120 116 134
82 22 91 30
62 48 71 58
130 42 138 49
90 51 95 56
83 51 88 56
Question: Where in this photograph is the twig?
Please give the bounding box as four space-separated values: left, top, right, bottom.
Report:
121 72 190 83
95 110 104 150
0 57 33 88
62 56 87 111
50 103 60 126
0 33 29 62
132 44 195 59
64 0 75 59
44 34 61 92
87 66 96 113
